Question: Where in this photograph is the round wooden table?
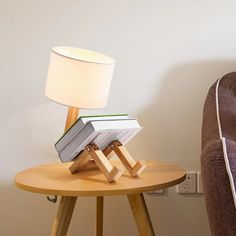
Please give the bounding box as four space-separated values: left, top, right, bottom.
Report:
14 160 185 236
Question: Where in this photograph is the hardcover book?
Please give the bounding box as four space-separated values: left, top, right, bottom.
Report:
55 115 142 162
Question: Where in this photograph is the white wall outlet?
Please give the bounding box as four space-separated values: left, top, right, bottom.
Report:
176 172 196 194
197 172 203 193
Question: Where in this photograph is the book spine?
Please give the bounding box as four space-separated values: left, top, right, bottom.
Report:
58 123 94 162
55 119 84 152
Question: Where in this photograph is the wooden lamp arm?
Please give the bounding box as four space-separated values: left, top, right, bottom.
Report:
64 107 79 132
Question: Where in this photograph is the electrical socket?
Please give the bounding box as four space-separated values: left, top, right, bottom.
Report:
176 172 196 194
197 172 203 193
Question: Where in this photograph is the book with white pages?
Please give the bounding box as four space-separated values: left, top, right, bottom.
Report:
55 114 128 152
56 119 142 162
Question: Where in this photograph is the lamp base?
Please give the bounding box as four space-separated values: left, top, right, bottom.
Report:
69 144 123 183
64 107 146 183
69 141 147 182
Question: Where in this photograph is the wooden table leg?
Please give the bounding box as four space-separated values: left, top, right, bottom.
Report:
127 193 155 236
96 196 104 236
50 196 77 236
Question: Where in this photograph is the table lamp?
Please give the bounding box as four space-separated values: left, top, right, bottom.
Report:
45 46 125 183
45 47 146 185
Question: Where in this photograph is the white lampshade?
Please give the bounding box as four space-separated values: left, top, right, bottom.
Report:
45 47 115 108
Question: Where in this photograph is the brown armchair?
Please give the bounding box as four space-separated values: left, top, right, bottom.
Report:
201 72 236 235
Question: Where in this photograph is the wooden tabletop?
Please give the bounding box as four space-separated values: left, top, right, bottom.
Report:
14 160 185 196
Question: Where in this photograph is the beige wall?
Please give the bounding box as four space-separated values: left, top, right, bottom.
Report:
1 0 236 235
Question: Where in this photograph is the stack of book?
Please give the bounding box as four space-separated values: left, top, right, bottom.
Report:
55 114 142 162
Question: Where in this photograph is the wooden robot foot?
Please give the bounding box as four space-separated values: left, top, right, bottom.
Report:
131 160 147 177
